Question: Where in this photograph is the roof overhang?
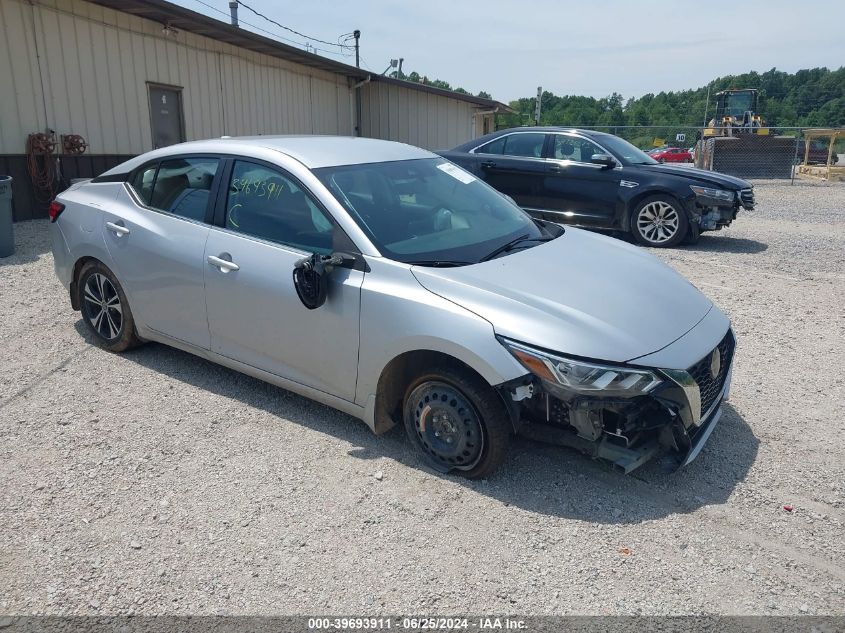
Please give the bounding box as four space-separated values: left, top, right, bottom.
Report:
88 0 368 76
86 0 512 112
369 75 513 112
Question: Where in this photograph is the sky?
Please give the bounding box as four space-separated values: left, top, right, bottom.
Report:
171 0 845 103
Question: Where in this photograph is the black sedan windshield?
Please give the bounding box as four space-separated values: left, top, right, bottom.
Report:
314 159 545 264
598 135 658 165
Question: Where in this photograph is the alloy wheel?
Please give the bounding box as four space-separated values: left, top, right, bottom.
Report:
636 200 681 244
83 273 123 340
408 381 484 471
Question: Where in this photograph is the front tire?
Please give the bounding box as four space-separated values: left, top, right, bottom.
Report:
402 367 510 479
631 195 689 248
77 261 140 352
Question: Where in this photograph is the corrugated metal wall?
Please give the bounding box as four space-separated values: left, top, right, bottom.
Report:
0 0 354 156
0 0 494 220
359 81 477 151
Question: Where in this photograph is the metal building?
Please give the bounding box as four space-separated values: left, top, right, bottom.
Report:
0 0 510 220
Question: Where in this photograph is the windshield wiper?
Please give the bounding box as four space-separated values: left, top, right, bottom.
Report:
480 234 555 262
406 260 474 268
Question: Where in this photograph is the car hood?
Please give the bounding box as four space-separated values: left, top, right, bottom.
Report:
411 228 713 364
634 164 751 190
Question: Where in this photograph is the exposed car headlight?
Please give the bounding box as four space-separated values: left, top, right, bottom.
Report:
499 338 663 397
690 185 735 204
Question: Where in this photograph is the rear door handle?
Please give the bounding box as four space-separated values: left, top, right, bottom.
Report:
480 161 496 169
105 221 129 236
207 254 240 272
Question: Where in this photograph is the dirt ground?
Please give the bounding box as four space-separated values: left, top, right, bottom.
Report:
1 180 843 615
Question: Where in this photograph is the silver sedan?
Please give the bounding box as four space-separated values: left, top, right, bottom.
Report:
49 136 734 478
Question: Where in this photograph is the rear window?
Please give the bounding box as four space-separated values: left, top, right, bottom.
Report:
130 157 219 222
477 133 546 158
129 164 157 205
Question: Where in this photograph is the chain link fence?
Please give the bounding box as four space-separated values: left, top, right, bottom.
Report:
574 126 844 183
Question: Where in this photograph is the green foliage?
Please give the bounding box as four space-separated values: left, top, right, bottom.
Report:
498 67 845 130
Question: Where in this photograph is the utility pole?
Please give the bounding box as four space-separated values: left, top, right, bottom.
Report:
353 29 360 68
397 58 404 79
534 86 543 125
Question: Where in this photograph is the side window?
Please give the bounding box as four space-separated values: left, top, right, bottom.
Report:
129 164 157 205
149 157 219 221
225 161 334 254
502 133 546 158
477 136 506 155
551 136 605 163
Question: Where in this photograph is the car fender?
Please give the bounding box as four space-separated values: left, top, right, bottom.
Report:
618 184 696 231
53 189 124 302
354 257 527 410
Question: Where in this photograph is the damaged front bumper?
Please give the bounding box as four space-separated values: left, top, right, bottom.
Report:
688 186 754 232
500 330 736 473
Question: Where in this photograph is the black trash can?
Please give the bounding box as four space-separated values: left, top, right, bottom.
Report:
0 175 13 258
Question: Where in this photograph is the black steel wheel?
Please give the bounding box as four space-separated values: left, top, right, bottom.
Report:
77 261 140 352
403 367 510 478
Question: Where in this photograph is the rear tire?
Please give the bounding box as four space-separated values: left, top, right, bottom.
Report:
631 195 689 248
402 366 510 479
77 261 140 352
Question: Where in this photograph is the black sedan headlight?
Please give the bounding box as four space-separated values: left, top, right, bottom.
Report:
499 338 663 397
690 185 736 205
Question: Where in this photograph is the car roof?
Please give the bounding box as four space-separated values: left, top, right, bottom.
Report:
450 126 618 151
100 135 437 175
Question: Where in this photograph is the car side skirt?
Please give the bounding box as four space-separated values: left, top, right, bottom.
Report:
137 325 368 425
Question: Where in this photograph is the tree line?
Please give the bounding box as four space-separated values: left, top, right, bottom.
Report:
395 66 845 133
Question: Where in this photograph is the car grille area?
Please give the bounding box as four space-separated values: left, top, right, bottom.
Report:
687 330 735 420
739 188 754 209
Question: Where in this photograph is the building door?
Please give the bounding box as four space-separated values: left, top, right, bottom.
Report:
148 85 185 149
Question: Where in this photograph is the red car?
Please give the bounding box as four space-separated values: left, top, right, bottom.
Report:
650 147 692 163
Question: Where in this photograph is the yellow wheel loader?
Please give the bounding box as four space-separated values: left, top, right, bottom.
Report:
695 89 796 178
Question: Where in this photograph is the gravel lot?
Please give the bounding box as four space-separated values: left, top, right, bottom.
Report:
1 180 844 616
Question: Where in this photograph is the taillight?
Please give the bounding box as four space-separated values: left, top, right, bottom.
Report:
48 201 65 222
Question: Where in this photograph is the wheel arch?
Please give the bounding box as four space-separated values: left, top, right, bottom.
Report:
69 256 100 310
369 349 517 436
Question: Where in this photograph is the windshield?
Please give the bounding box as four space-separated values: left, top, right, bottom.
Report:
598 135 658 165
724 92 754 117
314 158 545 264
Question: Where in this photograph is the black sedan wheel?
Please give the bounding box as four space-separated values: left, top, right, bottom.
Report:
403 367 510 478
77 261 140 352
631 195 689 248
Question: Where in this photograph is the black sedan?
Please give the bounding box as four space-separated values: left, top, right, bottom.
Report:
438 127 755 247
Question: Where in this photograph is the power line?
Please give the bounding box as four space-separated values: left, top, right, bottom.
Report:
235 0 353 51
187 0 353 58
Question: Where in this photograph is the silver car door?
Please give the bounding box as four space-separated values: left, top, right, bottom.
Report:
103 156 220 349
203 159 363 402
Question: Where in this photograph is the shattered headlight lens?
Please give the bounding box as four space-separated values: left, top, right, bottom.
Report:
690 185 735 204
499 338 663 397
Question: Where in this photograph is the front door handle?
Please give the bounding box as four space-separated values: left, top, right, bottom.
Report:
106 221 130 236
207 254 240 273
480 161 496 169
